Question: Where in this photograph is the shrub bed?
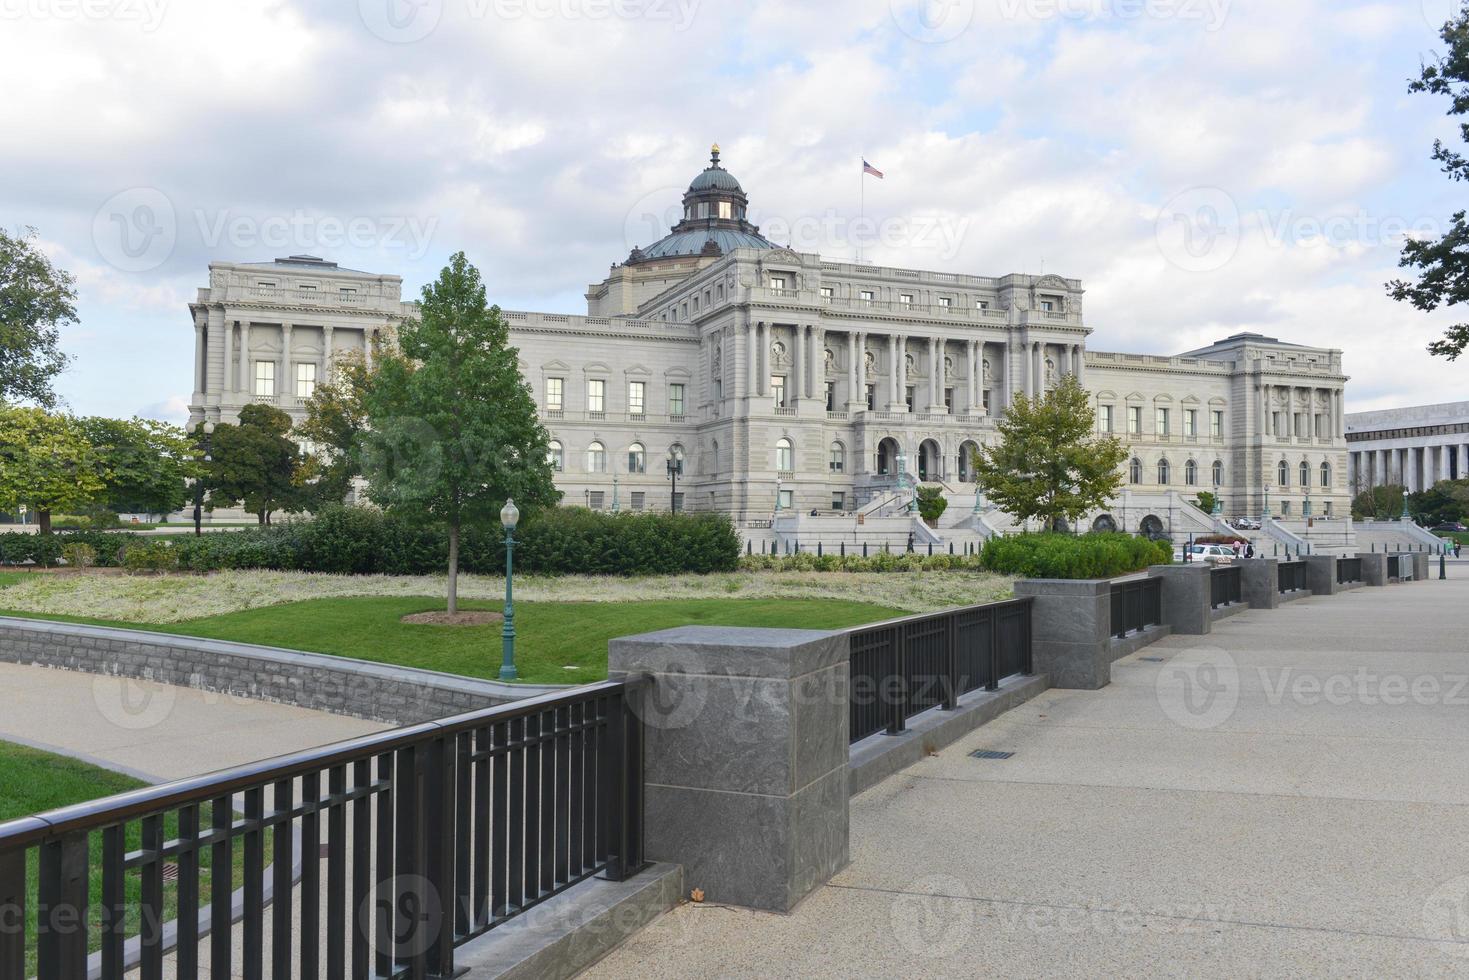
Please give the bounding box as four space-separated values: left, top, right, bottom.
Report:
0 506 742 577
980 532 1173 579
739 553 986 573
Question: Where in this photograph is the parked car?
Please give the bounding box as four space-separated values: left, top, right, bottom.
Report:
1230 517 1261 530
1430 522 1467 533
1173 544 1238 564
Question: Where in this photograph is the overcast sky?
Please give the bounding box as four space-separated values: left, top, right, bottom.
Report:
4 0 1465 422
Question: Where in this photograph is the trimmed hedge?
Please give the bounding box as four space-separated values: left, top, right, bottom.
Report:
0 506 742 577
980 532 1173 579
740 552 984 574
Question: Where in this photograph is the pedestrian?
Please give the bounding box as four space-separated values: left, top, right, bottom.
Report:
1456 540 1462 559
1245 542 1255 558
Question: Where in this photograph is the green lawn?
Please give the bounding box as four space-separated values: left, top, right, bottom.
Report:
0 595 906 684
0 572 24 588
0 741 261 973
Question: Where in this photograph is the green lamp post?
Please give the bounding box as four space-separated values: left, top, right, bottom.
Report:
1262 483 1271 523
611 474 620 513
1401 490 1412 523
499 498 520 681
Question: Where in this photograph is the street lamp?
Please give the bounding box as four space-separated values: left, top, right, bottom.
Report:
499 498 519 681
193 422 215 537
612 474 620 513
1262 484 1271 523
774 475 784 513
666 448 683 512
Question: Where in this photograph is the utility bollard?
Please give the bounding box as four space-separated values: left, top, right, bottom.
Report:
1442 553 1447 580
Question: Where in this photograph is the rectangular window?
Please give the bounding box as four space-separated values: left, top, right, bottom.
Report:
778 489 793 510
669 383 685 417
899 294 913 306
545 377 564 412
1184 409 1197 438
771 376 786 408
1211 410 1224 438
718 201 733 219
691 296 699 312
859 290 874 303
1128 406 1142 435
1156 408 1170 437
714 378 722 402
1281 500 1291 516
944 388 954 412
938 296 952 308
297 283 317 292
587 379 605 413
820 286 834 301
982 389 991 411
296 362 316 399
769 275 787 292
865 384 876 410
1099 404 1114 433
631 492 646 511
825 381 836 412
905 386 916 412
589 491 605 510
976 300 989 310
1040 299 1053 312
254 361 275 397
256 281 277 288
680 303 687 318
832 493 846 511
628 381 646 416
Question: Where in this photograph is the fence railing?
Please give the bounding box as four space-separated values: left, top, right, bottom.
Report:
1110 577 1162 638
1278 560 1308 593
0 678 649 980
1337 557 1362 584
1210 565 1242 609
846 599 1034 744
1392 554 1414 580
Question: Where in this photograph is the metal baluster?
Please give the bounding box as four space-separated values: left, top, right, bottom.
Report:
177 805 200 978
327 765 347 980
37 831 88 980
301 771 321 980
211 794 233 978
140 814 164 980
272 778 294 980
243 787 265 980
100 824 126 979
0 845 25 979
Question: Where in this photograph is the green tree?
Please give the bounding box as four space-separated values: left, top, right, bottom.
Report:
0 227 75 406
1409 480 1468 525
1194 490 1218 514
298 350 372 505
971 375 1128 532
203 403 307 524
1351 483 1405 521
1389 4 1469 358
78 416 196 519
0 406 105 532
916 485 948 524
358 252 559 614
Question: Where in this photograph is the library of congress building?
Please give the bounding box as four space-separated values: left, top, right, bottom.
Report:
186 147 1351 538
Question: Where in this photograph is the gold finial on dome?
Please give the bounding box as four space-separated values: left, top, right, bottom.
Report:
710 142 721 166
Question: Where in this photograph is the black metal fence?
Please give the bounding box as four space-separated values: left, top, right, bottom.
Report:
1337 557 1362 584
1210 565 1242 608
1110 577 1162 638
847 599 1034 743
1278 560 1308 593
0 678 648 980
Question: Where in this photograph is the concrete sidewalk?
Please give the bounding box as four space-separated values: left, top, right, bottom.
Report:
0 661 384 783
590 577 1469 977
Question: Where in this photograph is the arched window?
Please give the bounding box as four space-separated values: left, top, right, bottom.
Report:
1157 458 1171 485
1299 461 1310 488
1320 462 1331 488
1212 460 1224 487
829 441 845 473
627 442 646 474
1130 457 1142 484
1184 459 1198 486
777 437 794 473
1278 460 1289 486
586 441 606 473
548 440 564 472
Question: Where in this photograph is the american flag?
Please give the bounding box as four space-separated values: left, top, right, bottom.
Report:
862 159 884 179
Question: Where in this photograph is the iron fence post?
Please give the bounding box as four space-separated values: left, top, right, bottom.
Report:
0 847 23 979
986 609 1001 692
37 831 88 980
943 613 958 710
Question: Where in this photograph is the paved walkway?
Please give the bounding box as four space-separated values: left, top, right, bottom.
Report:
0 662 384 783
591 577 1469 977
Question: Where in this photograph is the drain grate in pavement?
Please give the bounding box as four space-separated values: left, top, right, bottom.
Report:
969 749 1015 760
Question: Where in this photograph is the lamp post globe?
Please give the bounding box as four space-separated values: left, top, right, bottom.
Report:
499 498 519 680
194 421 216 537
667 448 683 512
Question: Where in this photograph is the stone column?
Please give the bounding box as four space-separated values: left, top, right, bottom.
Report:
967 340 978 412
814 325 826 406
238 321 251 396
1358 552 1388 587
1259 382 1269 437
193 317 206 396
1238 558 1280 609
214 309 230 398
748 317 759 399
280 322 293 400
889 335 901 408
607 626 850 911
323 325 335 378
757 322 767 397
1011 579 1114 690
1031 341 1042 394
1147 564 1212 635
791 324 802 405
854 332 866 409
1072 344 1084 383
930 336 942 412
1304 555 1337 596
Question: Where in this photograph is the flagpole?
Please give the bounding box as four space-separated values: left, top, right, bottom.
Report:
859 154 865 264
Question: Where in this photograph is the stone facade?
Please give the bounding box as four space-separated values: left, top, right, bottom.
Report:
1345 400 1469 494
185 149 1352 531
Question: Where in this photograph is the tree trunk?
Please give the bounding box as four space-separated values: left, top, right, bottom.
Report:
38 509 51 534
447 521 460 616
257 511 266 525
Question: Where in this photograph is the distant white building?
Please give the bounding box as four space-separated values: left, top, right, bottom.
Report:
1346 401 1469 493
186 147 1352 542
